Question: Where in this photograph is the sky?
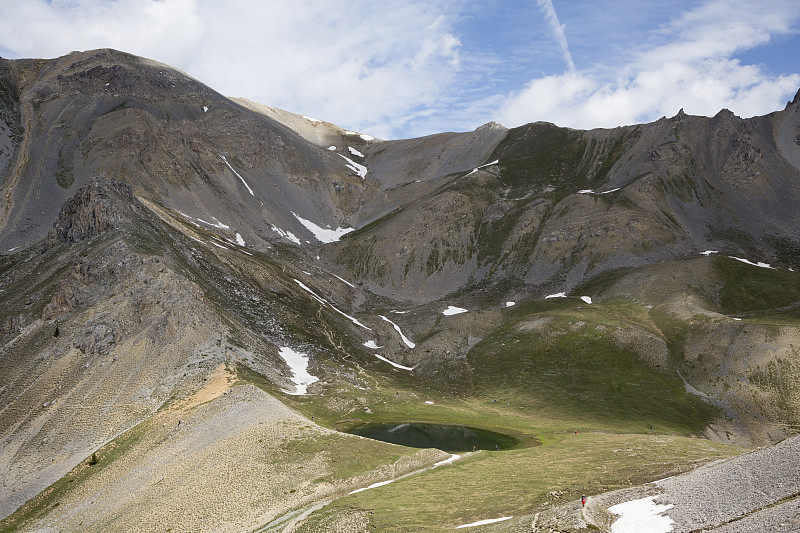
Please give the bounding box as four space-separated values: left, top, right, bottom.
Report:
1 0 798 139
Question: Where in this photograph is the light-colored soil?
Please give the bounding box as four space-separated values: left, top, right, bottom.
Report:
12 371 447 533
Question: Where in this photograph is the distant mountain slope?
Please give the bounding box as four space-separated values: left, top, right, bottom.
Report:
328 100 800 302
0 49 373 253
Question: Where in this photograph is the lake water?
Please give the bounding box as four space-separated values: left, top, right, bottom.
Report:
346 422 520 452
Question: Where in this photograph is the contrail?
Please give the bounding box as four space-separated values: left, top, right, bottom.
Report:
536 0 575 71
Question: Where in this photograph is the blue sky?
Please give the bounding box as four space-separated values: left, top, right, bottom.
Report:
1 0 798 139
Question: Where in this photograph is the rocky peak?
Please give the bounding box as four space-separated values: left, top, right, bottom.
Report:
47 178 129 245
791 87 800 106
475 121 507 132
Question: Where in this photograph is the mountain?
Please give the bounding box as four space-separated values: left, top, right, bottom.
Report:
1 49 799 532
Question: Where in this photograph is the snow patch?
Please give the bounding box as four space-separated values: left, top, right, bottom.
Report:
348 146 365 157
349 479 394 495
202 105 208 112
505 301 516 307
332 305 371 331
545 292 567 299
363 340 382 349
338 154 368 178
580 296 593 304
608 496 674 533
372 353 415 371
235 233 245 246
293 212 354 243
333 273 356 288
278 347 319 395
327 145 336 150
467 159 500 175
271 225 301 245
294 279 328 305
599 187 620 194
699 250 718 256
360 134 375 141
434 454 461 467
577 189 594 194
456 517 513 529
196 218 230 230
443 306 468 316
379 315 415 348
219 155 255 196
293 278 371 330
729 256 775 269
303 116 320 122
424 400 434 405
732 317 742 321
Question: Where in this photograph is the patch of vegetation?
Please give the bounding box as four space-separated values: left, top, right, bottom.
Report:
318 432 740 532
489 123 640 201
0 422 147 532
468 303 716 434
705 225 761 258
714 256 800 314
55 150 74 188
766 234 800 270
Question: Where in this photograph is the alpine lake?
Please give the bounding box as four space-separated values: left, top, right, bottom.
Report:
340 421 539 452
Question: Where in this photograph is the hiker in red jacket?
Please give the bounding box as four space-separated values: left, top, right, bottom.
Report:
581 495 586 507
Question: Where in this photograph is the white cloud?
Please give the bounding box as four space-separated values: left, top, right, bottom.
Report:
184 1 462 139
535 0 575 71
0 0 461 139
0 0 205 67
0 0 798 137
497 0 800 129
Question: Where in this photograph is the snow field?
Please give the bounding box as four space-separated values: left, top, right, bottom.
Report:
467 159 500 175
372 353 415 371
292 212 354 243
379 315 415 348
608 496 674 533
338 153 368 178
456 516 513 528
277 347 319 395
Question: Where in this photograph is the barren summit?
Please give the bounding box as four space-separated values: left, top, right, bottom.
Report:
1 49 799 532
